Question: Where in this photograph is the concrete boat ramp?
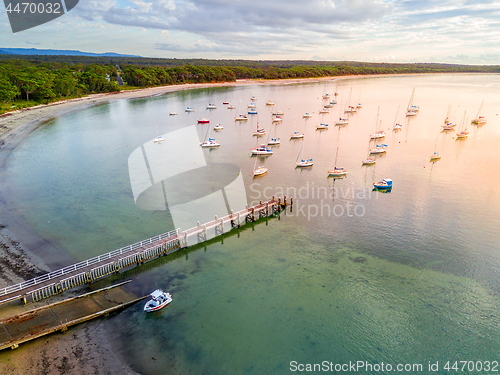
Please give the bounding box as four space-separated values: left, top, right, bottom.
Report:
0 281 145 351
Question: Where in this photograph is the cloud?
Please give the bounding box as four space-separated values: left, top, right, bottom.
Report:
71 0 389 54
12 0 498 63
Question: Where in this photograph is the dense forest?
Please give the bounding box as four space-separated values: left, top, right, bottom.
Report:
0 54 498 114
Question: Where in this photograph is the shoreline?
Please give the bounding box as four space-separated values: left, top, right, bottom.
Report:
0 72 432 144
0 71 475 374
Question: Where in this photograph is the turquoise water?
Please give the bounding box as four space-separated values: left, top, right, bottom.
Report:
2 74 500 373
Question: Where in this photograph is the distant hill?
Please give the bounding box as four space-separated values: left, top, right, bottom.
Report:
0 47 140 57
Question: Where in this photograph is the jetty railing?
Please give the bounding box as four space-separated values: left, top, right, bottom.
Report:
0 229 178 298
0 196 291 305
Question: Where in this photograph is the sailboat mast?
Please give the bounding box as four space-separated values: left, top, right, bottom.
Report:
407 88 415 111
393 105 400 126
476 99 484 118
296 142 304 163
203 123 210 142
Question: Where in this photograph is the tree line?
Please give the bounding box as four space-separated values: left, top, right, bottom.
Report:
0 56 498 112
0 60 118 104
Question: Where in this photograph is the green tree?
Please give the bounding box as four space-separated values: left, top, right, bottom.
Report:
0 75 20 102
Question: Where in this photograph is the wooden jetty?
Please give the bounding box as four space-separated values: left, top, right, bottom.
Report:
0 281 146 351
0 197 291 306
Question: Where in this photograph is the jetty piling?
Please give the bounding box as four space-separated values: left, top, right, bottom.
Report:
0 198 291 306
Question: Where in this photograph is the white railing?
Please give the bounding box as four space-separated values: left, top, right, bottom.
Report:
0 198 281 300
0 229 179 298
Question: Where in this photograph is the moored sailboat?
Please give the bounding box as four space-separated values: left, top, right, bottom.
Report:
456 111 469 139
267 124 281 145
370 144 387 154
471 99 487 125
153 125 164 143
295 142 313 168
328 147 347 177
406 88 419 116
200 124 220 147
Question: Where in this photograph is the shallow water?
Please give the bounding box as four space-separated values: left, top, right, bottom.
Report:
2 74 500 373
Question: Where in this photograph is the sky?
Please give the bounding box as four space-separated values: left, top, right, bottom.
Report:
1 0 500 64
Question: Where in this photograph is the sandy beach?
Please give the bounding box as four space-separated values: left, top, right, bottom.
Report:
0 74 406 374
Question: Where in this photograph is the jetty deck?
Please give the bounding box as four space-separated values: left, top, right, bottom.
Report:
0 281 145 351
0 197 290 306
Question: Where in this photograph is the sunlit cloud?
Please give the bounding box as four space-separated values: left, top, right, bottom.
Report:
0 0 499 63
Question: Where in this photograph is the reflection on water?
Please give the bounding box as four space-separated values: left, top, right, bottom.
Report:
2 74 500 374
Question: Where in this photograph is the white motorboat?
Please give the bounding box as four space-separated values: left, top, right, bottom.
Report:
185 107 194 112
213 124 223 131
144 290 172 312
200 138 220 147
251 144 273 155
206 103 217 109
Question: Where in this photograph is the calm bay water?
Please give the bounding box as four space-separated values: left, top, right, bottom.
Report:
2 74 500 373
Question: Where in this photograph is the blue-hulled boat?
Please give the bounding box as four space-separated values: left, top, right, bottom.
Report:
373 178 392 190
